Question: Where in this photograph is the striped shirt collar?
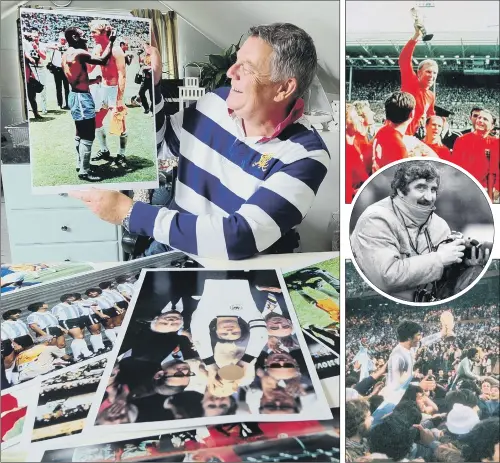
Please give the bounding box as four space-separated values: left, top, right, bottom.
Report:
227 98 305 143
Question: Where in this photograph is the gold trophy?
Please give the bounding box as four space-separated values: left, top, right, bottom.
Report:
411 7 434 42
440 310 455 339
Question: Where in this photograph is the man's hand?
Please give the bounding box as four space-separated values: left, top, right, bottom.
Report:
413 424 435 446
413 23 423 41
68 190 133 225
465 245 489 267
205 363 223 388
115 100 125 112
149 46 162 86
419 376 437 392
436 239 465 266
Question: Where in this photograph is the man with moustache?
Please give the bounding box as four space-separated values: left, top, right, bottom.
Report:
399 22 438 136
350 161 466 302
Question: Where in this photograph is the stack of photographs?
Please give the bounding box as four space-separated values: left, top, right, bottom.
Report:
2 254 340 462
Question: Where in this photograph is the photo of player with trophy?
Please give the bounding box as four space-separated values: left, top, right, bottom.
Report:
345 1 499 204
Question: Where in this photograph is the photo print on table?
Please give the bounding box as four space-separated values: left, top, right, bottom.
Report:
1 262 95 295
349 159 495 305
1 381 40 450
345 1 499 204
1 252 198 391
19 8 159 194
87 269 332 432
30 358 108 443
34 420 340 462
283 258 340 354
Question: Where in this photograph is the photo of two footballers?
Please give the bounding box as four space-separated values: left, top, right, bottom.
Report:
20 9 158 193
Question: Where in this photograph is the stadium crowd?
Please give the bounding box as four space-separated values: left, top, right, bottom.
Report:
345 302 500 462
21 11 148 48
348 77 499 129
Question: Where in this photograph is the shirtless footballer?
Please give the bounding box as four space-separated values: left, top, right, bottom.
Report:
88 20 130 170
62 26 115 182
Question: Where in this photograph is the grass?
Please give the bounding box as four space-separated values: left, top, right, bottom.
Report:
28 60 157 188
284 257 341 329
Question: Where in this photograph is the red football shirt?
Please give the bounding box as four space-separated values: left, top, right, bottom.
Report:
372 124 408 171
424 142 452 162
346 142 368 204
452 133 500 189
353 132 373 175
399 39 436 136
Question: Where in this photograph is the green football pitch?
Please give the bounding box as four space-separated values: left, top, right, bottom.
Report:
284 257 341 329
28 57 157 188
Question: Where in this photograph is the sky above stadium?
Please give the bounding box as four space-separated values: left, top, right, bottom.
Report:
347 1 499 39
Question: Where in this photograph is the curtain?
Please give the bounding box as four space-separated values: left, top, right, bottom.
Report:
131 9 179 79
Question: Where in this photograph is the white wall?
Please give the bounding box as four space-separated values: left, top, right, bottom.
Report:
177 17 223 78
164 1 340 95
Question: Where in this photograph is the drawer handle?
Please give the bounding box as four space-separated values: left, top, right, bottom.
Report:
59 193 68 197
61 226 70 232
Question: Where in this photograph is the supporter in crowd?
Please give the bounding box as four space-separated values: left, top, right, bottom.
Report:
346 298 500 463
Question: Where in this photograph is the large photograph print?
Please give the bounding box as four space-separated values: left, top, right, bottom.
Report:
345 1 499 204
88 269 332 432
20 8 158 193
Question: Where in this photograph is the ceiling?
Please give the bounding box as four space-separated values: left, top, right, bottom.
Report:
162 1 340 95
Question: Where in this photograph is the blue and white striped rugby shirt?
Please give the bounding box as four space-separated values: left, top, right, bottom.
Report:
130 86 331 260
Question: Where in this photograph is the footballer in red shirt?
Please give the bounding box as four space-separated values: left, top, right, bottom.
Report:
399 25 437 136
346 105 369 203
423 116 452 162
452 109 500 194
371 92 416 171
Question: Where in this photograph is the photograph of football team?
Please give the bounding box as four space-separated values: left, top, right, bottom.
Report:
20 8 158 193
89 269 332 432
1 252 196 391
345 1 499 204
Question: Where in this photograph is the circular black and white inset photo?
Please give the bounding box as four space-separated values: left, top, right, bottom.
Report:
349 159 495 305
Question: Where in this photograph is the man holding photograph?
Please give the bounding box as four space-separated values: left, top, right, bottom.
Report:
70 23 330 260
62 25 116 182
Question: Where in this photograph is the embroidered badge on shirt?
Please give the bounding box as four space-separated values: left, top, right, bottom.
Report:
252 153 273 171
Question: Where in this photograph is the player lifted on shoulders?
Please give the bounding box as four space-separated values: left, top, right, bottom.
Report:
62 26 115 182
88 20 130 170
399 21 438 137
